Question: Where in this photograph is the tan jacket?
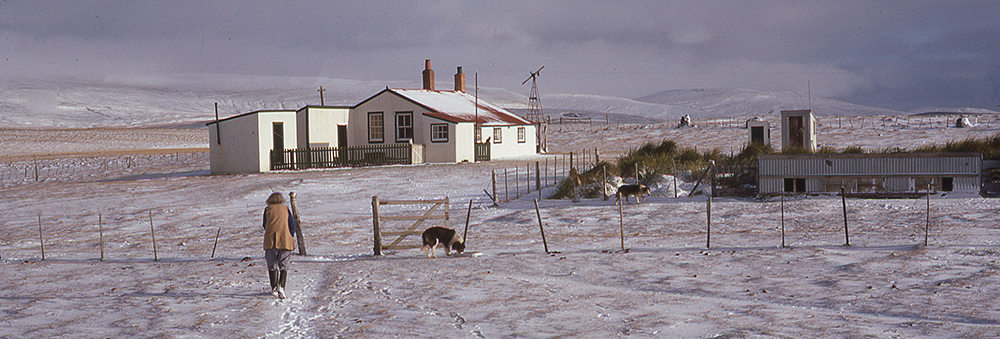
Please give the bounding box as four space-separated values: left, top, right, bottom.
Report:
263 204 296 251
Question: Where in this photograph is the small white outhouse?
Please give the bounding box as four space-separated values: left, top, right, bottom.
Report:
208 110 297 174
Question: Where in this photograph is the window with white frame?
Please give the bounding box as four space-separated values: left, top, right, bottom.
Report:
368 112 384 143
517 127 526 143
493 127 502 143
395 111 413 141
431 124 448 142
474 126 482 143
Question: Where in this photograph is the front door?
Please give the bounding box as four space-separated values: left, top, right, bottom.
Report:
750 126 764 144
788 116 804 148
338 125 348 149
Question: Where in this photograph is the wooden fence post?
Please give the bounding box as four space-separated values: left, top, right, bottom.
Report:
841 187 850 246
492 170 498 206
673 161 678 198
211 227 221 258
515 166 520 199
289 192 306 256
372 196 383 256
535 161 541 192
464 199 473 241
925 184 931 246
536 162 542 200
619 193 625 251
149 211 158 261
780 194 786 248
37 213 45 260
602 165 608 201
99 213 105 261
534 199 549 254
504 169 509 202
706 194 712 249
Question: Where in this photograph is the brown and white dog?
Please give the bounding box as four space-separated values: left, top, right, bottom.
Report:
615 184 651 205
421 226 466 258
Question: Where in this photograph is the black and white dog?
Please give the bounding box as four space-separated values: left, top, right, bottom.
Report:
421 226 466 258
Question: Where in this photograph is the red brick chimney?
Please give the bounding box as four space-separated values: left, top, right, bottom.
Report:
454 66 466 93
422 59 435 91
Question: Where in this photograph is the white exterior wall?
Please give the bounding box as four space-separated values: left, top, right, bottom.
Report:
351 92 422 147
453 122 476 162
256 112 298 172
487 124 537 160
297 107 350 149
209 115 261 174
209 111 297 174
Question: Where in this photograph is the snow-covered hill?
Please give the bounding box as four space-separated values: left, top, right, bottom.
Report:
1 76 995 128
635 88 912 118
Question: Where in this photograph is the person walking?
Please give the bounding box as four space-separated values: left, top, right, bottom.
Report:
263 192 296 299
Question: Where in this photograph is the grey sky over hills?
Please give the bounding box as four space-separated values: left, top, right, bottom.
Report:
1 1 997 112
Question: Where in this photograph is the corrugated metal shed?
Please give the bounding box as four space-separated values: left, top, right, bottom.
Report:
759 152 982 195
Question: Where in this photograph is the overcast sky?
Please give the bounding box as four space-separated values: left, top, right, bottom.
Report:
2 1 998 111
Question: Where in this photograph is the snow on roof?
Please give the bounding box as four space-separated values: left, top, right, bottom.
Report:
390 89 532 126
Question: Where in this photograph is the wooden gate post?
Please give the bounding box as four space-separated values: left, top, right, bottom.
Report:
289 192 307 256
372 196 383 256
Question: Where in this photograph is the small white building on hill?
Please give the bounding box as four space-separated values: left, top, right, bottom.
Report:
208 60 537 174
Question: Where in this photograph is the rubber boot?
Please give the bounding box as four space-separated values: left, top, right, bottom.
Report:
268 270 278 295
277 270 287 299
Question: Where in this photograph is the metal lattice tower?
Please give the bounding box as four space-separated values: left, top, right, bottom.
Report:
522 66 547 152
522 66 545 123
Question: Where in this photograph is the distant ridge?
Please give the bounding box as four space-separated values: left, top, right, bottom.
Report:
0 76 993 129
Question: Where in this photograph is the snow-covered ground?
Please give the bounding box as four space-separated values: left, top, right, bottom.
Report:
2 76 999 337
2 115 999 337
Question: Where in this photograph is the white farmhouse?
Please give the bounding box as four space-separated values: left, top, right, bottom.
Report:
208 60 537 174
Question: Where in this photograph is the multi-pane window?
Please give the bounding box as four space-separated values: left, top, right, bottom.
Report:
396 112 413 141
431 124 448 142
474 126 482 143
368 112 384 143
493 127 502 143
517 127 526 143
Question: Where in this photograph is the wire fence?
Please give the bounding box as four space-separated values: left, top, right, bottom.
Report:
6 192 997 262
0 151 209 186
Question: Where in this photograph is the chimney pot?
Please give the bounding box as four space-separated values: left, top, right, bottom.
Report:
455 66 466 93
422 59 435 91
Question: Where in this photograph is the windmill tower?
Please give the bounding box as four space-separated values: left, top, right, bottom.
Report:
522 66 547 152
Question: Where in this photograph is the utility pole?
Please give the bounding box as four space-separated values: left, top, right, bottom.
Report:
317 86 326 106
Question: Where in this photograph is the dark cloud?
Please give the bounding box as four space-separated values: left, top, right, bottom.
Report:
1 1 997 111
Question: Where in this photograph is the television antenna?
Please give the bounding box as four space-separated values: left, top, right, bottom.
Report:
522 66 547 152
